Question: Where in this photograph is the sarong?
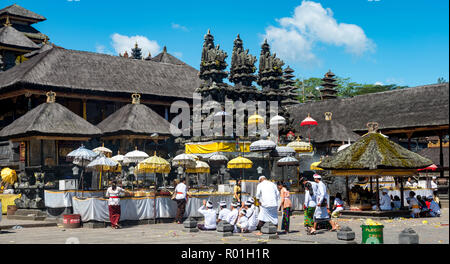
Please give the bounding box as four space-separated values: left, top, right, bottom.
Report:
108 205 121 226
304 207 315 227
257 206 278 225
281 207 291 232
314 206 329 220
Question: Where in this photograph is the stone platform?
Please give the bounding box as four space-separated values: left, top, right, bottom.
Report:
340 210 411 220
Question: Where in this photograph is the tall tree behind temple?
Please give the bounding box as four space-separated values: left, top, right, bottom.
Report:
295 77 408 102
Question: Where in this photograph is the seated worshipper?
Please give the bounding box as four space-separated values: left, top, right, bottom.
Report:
236 209 249 233
331 193 345 218
243 200 258 231
372 189 392 211
405 177 418 188
225 202 240 232
301 178 317 234
310 174 338 234
255 176 280 235
426 196 441 217
392 196 402 210
217 201 231 223
416 195 429 217
197 200 217 231
407 191 420 218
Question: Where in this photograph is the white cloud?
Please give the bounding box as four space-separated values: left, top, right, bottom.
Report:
171 23 189 32
264 1 374 64
172 52 183 58
374 81 383 86
111 33 160 57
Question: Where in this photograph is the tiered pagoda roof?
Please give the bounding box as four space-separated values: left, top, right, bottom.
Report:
0 21 39 52
319 70 338 100
199 29 228 84
257 39 285 90
280 66 298 105
229 34 257 87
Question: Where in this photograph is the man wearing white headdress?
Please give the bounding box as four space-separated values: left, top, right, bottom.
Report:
243 200 258 231
225 202 240 232
255 176 280 234
372 189 392 211
217 201 231 223
197 200 217 230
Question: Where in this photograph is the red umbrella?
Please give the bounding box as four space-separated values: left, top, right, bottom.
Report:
417 164 438 171
300 113 318 142
300 114 318 126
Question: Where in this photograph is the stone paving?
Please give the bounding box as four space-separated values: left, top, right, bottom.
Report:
0 209 448 244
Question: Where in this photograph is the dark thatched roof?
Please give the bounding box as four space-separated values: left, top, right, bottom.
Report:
319 132 433 170
288 83 449 134
151 47 186 65
8 23 47 40
96 103 175 136
0 47 201 100
305 115 360 144
0 101 101 140
0 25 39 50
417 147 449 168
23 42 54 58
0 4 46 22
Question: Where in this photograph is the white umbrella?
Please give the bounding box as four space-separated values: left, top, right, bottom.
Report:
270 146 296 157
93 144 112 156
249 139 276 152
111 153 125 163
269 115 286 126
277 156 299 182
87 155 118 189
123 149 149 164
66 145 98 191
209 152 228 184
172 154 197 187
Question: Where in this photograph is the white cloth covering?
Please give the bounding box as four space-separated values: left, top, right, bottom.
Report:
226 208 239 225
333 198 344 213
315 181 329 206
197 205 217 229
105 187 124 206
246 206 258 231
236 215 249 231
304 182 317 208
379 193 392 210
175 182 187 200
257 205 278 225
256 180 280 207
218 208 231 221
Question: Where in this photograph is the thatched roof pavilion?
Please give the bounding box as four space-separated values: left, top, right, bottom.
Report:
319 122 433 210
0 92 101 141
151 46 186 65
0 47 201 101
97 94 176 140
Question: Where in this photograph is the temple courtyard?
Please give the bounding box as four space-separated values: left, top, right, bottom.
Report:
0 209 448 244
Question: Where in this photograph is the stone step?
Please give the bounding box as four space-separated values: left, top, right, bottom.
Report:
13 209 47 217
440 199 449 208
6 215 46 221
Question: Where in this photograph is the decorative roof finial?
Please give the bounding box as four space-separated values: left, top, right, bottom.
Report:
324 112 332 121
207 29 211 34
163 46 167 53
4 16 12 27
367 122 379 133
46 91 56 103
131 93 141 104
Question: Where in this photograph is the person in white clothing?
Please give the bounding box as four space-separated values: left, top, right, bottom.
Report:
407 191 420 218
243 200 257 231
217 201 231 223
255 176 280 234
197 200 217 230
372 189 392 211
105 181 126 229
431 177 438 192
174 178 189 224
405 177 418 188
236 209 249 233
331 193 344 218
225 202 239 232
311 174 338 234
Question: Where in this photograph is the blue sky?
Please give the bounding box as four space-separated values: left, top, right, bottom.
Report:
4 0 449 87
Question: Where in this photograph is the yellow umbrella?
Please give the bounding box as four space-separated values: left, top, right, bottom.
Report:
248 112 264 125
227 156 253 169
310 161 323 171
137 153 171 174
287 137 313 153
1 167 17 185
